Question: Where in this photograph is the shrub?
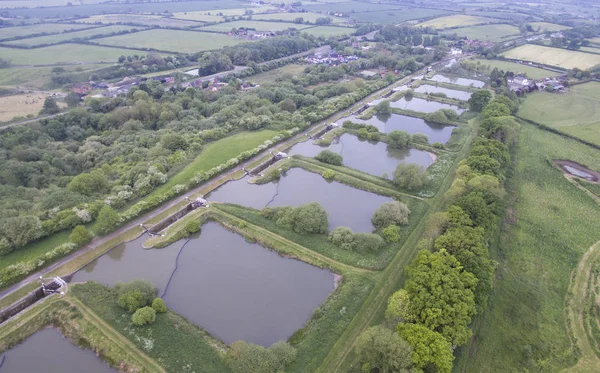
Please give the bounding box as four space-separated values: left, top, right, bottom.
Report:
116 279 157 310
69 225 94 247
315 150 343 166
328 226 355 250
367 132 380 141
118 290 145 313
322 169 336 181
185 219 202 234
357 128 369 138
387 130 411 149
432 142 444 149
382 224 401 243
353 233 384 253
294 202 329 234
132 306 156 326
412 133 429 144
372 201 411 229
96 205 120 235
393 163 427 190
152 297 167 313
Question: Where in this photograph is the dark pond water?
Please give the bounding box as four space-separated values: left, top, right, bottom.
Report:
73 223 334 347
288 133 434 178
428 74 485 88
340 113 454 144
207 168 392 232
414 85 472 101
391 97 465 114
0 328 115 373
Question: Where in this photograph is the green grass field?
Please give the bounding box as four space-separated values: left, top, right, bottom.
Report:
0 23 94 40
301 26 354 37
350 8 449 25
518 82 600 146
0 44 148 65
472 59 558 79
0 64 109 88
94 29 241 53
171 13 226 23
5 25 143 46
444 24 521 42
454 123 600 372
77 14 204 28
202 20 311 32
503 44 600 70
529 22 570 32
251 12 346 24
249 63 306 85
416 14 494 29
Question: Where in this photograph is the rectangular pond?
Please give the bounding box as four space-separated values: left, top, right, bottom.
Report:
390 97 465 114
414 84 472 101
73 223 334 347
288 133 435 179
428 74 485 88
207 168 392 232
0 328 116 373
341 113 455 144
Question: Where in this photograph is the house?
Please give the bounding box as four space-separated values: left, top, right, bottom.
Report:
450 48 463 55
72 83 91 95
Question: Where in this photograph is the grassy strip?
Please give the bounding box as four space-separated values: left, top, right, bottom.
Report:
412 91 466 106
454 124 600 372
71 282 230 373
0 296 160 372
0 283 39 310
576 179 600 197
316 118 477 372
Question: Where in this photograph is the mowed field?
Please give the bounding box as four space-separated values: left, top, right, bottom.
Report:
472 59 558 79
77 14 204 28
94 29 242 53
202 20 311 32
249 63 306 85
0 44 146 65
350 8 449 24
529 22 570 32
251 12 347 24
518 82 600 146
445 24 521 41
5 25 144 46
503 44 600 69
0 64 109 88
416 14 494 28
301 26 354 37
0 93 66 121
0 23 94 40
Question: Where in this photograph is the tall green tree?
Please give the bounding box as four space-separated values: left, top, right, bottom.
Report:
468 89 492 112
397 323 454 373
69 225 93 247
355 326 415 373
372 201 411 229
96 205 120 234
393 163 427 190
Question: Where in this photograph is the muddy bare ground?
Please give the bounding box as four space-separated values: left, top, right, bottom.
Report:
554 160 600 183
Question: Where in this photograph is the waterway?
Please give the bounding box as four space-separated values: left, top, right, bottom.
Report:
0 328 115 373
73 223 334 347
288 133 434 179
414 85 472 101
391 96 465 114
428 74 485 88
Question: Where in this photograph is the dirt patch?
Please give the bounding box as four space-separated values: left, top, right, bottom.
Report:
554 160 600 183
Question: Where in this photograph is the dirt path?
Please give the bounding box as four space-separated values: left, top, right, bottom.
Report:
564 241 600 373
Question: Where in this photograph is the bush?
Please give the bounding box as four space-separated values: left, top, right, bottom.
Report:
372 201 411 230
96 205 120 235
393 163 427 190
116 279 157 311
357 128 369 138
132 306 156 326
294 202 329 234
432 142 445 149
375 100 391 115
367 132 380 141
315 150 343 166
185 219 202 234
69 225 94 247
382 224 401 243
322 169 336 181
387 130 411 149
353 233 384 253
412 133 429 144
118 290 145 313
152 297 168 313
328 226 355 250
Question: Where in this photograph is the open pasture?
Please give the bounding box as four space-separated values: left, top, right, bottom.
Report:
76 14 204 28
5 25 144 46
528 22 570 32
201 20 312 32
351 8 449 25
502 44 600 69
0 23 94 41
251 12 347 24
249 63 306 85
0 64 109 88
416 14 494 29
444 24 521 42
171 12 227 23
94 29 242 53
471 10 539 21
0 93 66 122
301 26 354 37
518 82 600 147
303 1 402 13
0 44 144 65
472 59 558 79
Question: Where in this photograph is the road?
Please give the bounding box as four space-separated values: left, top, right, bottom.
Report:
0 66 429 302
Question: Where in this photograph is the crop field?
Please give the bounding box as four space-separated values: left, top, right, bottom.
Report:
528 22 570 32
5 25 144 46
0 93 66 122
472 59 558 79
301 26 354 37
94 29 242 53
350 8 450 25
0 23 94 41
502 44 600 70
0 44 146 65
454 124 600 372
416 14 494 29
202 20 312 32
76 14 204 28
251 12 347 24
518 82 600 147
249 63 306 85
444 24 521 42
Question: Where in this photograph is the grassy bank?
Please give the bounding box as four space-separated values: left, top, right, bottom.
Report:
71 282 230 373
454 123 600 372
